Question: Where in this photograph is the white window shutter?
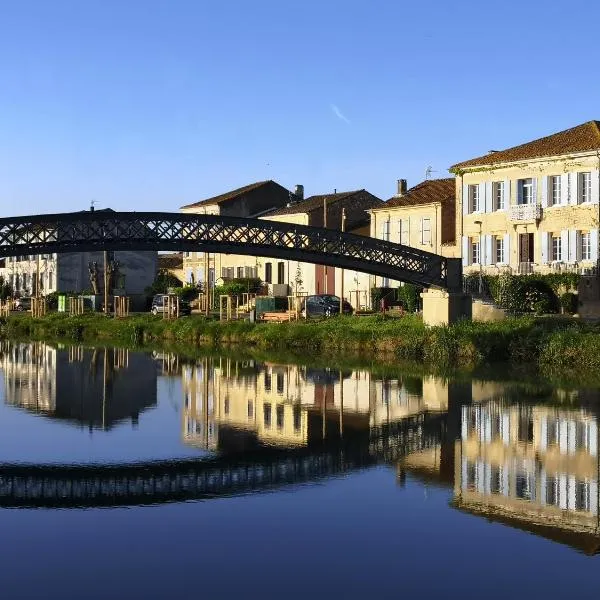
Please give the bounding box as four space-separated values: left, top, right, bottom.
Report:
462 236 469 267
503 179 510 208
569 230 578 263
477 183 484 212
419 219 424 244
485 182 492 213
461 406 468 440
540 231 549 264
485 234 493 265
591 481 598 516
503 233 510 264
462 183 469 215
591 170 600 204
590 421 598 457
559 475 568 509
568 476 576 509
501 414 510 445
560 230 569 262
540 470 547 505
571 172 579 205
541 176 548 208
540 417 547 451
532 177 538 203
591 229 599 262
561 173 569 205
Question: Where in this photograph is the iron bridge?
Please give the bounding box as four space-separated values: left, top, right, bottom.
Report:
0 211 462 288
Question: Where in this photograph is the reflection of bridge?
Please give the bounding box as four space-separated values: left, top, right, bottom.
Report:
0 211 461 288
0 413 445 509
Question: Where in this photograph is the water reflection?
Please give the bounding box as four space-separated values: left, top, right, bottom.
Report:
0 341 157 429
0 341 599 556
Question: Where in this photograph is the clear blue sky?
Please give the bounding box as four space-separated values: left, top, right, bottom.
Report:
1 0 600 215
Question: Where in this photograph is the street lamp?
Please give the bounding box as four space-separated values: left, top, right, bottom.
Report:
474 220 483 295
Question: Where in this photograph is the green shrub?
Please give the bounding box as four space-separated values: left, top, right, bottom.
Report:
560 292 578 315
397 283 422 313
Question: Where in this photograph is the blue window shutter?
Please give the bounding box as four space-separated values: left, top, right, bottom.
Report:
561 174 569 205
541 176 548 208
485 235 493 265
571 173 579 205
503 179 510 208
462 236 469 267
462 184 469 215
591 170 600 204
485 182 492 212
560 230 569 262
568 230 577 263
540 232 549 264
503 233 510 265
591 229 599 262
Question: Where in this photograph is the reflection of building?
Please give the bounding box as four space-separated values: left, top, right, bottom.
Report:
0 342 158 430
180 358 451 452
455 399 600 554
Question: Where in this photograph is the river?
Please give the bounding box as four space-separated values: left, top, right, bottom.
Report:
0 340 598 599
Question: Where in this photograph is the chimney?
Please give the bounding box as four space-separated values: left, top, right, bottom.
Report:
294 184 304 201
396 179 408 197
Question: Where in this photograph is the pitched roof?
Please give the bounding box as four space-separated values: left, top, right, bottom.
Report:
180 180 275 210
376 178 455 209
267 190 366 217
451 120 600 170
158 252 183 270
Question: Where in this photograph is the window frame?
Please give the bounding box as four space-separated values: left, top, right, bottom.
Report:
549 175 561 206
579 172 592 204
470 238 480 265
468 185 479 213
581 231 592 261
519 178 534 205
493 181 504 211
551 234 562 262
495 236 505 264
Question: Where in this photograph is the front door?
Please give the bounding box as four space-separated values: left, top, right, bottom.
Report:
519 233 534 263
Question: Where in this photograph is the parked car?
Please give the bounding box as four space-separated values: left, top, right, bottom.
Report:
151 294 191 316
14 297 32 312
300 294 353 318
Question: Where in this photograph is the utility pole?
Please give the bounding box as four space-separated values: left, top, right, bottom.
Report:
340 208 346 315
323 198 328 294
103 250 109 315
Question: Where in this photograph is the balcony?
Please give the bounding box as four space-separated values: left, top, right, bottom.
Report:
509 203 542 222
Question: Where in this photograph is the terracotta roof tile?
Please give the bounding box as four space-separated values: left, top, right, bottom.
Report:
180 180 274 209
267 190 365 217
377 178 455 209
451 121 600 170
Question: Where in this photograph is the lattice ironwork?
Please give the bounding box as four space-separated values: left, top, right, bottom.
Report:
0 413 445 508
0 211 462 289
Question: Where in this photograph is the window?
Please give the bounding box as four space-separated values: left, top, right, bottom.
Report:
493 181 504 210
579 172 592 203
421 218 431 245
264 371 271 392
247 400 254 419
518 408 533 443
277 262 285 284
581 232 591 261
515 472 534 501
490 466 502 495
397 219 409 245
184 252 191 258
265 262 272 283
276 405 284 430
276 372 284 394
293 406 301 432
244 266 258 279
466 462 477 491
551 234 562 262
224 396 230 415
468 185 479 213
470 238 480 265
575 480 590 512
237 267 244 279
263 403 272 428
549 175 561 206
547 420 559 447
495 236 505 264
518 178 534 205
381 220 390 241
545 476 558 506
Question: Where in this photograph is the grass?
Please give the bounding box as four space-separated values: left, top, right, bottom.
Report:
3 312 600 379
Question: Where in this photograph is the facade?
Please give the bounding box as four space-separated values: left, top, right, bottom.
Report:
209 189 383 307
369 178 458 288
452 121 600 276
179 180 294 287
1 250 157 300
157 252 184 284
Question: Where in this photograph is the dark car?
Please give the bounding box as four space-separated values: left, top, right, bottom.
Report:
14 297 32 312
300 294 353 318
151 294 191 316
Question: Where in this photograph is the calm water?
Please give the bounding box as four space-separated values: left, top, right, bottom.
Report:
0 341 599 599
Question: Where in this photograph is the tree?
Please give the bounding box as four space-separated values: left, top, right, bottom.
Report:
0 276 13 301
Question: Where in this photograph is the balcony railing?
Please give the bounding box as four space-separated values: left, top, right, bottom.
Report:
509 203 542 221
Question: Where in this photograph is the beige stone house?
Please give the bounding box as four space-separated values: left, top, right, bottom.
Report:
369 178 458 288
451 121 600 276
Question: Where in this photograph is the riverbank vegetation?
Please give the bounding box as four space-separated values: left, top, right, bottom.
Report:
2 312 600 376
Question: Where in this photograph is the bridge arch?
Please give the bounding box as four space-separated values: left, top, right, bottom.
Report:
0 211 461 289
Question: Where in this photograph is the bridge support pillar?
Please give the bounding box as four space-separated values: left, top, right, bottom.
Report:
421 288 471 327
